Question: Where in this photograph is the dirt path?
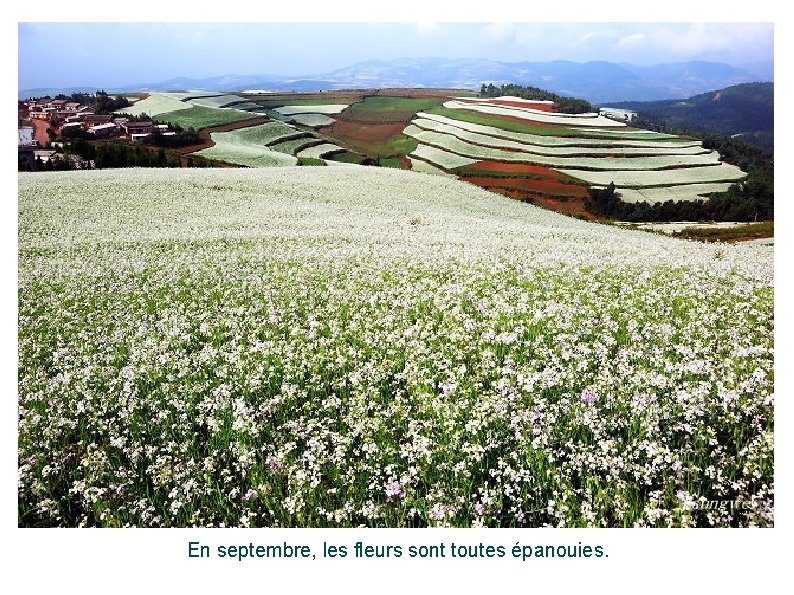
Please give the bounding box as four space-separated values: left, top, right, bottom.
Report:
31 120 50 145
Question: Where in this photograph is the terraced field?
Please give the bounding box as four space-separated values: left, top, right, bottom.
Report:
152 105 259 130
155 90 750 214
117 93 188 117
404 95 747 212
195 122 302 166
270 136 325 156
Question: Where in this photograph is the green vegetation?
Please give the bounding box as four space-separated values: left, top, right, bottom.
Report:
380 134 417 157
339 95 446 123
607 83 773 149
585 180 773 222
326 151 366 164
583 117 773 222
153 105 257 130
297 157 326 166
670 221 773 242
142 127 201 149
269 137 322 155
480 83 593 114
377 157 402 168
66 139 214 168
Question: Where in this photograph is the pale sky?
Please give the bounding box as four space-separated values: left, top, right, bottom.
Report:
18 22 774 90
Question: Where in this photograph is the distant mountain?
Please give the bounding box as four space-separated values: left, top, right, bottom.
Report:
18 58 773 103
320 58 771 102
605 82 774 149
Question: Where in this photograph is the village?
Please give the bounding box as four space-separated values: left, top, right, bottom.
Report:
17 93 174 170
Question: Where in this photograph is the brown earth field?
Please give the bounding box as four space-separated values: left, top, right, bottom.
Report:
533 195 594 218
461 175 590 198
486 187 595 219
319 120 408 155
458 160 567 178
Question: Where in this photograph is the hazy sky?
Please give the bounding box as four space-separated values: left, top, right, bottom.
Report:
18 22 774 89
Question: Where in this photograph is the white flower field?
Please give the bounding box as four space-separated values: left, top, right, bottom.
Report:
18 167 773 528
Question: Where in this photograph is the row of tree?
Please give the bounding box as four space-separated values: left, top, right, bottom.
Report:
479 83 593 114
64 139 215 169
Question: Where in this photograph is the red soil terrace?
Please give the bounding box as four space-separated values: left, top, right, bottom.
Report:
462 175 589 198
461 160 566 178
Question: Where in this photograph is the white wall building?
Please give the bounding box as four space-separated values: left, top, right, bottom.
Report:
18 126 35 146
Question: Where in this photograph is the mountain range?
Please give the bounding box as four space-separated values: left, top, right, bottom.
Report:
19 58 773 104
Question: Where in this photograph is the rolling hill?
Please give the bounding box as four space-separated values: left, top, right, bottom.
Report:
604 82 774 149
19 167 774 528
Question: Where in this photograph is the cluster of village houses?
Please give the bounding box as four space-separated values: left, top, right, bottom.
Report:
18 96 174 168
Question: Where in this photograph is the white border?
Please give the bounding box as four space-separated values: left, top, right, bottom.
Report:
6 5 789 594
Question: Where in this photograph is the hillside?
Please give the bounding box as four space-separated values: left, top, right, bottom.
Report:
19 167 773 528
605 82 774 149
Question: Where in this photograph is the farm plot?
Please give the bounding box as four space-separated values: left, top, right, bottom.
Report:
153 105 259 130
222 101 262 111
426 107 683 140
456 96 556 111
287 113 336 128
188 94 251 109
275 105 348 115
296 143 345 160
568 127 683 140
461 175 590 198
456 97 594 118
338 95 446 124
207 121 303 147
196 140 297 167
404 127 722 171
242 92 367 110
560 163 747 188
457 160 587 183
410 144 478 170
319 120 417 159
117 93 189 117
19 168 773 528
409 158 454 177
443 100 628 127
269 136 324 155
412 118 710 156
416 112 702 148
